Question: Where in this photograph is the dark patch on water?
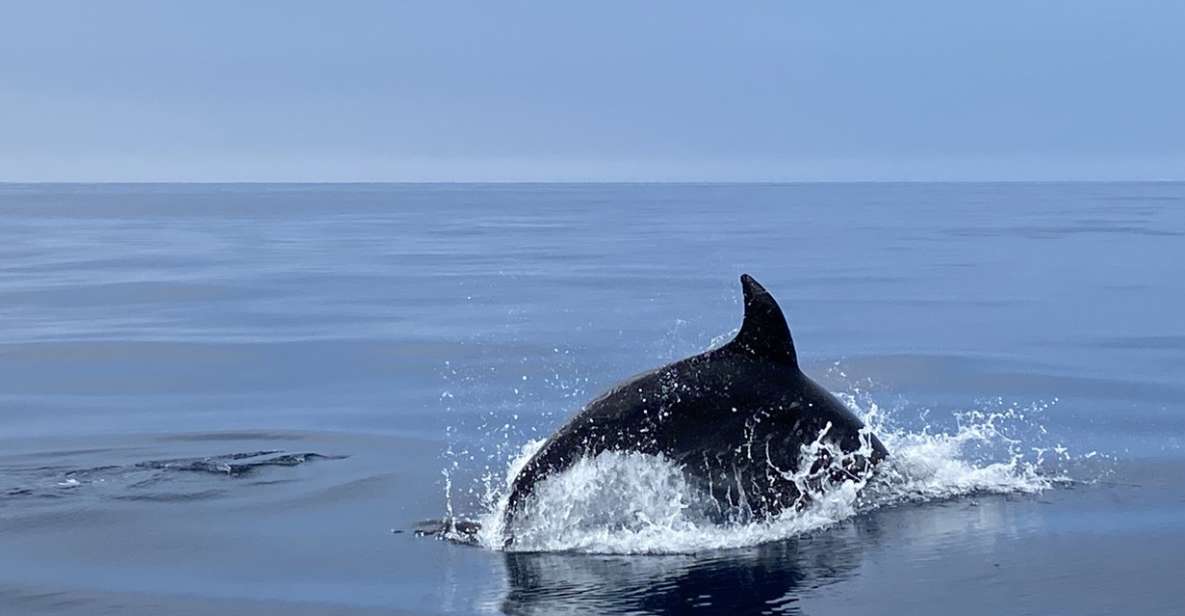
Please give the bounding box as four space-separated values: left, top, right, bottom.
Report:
66 450 347 479
495 524 867 616
112 489 229 503
1 450 346 505
243 478 300 487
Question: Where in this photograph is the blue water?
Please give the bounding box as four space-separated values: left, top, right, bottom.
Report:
1 183 1183 614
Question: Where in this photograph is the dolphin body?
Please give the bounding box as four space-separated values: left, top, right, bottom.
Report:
501 274 888 544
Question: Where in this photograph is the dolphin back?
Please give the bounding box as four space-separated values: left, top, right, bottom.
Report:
500 275 886 544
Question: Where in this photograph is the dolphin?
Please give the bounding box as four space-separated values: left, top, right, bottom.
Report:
501 274 888 544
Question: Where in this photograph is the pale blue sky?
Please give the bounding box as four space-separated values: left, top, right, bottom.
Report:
2 1 1183 181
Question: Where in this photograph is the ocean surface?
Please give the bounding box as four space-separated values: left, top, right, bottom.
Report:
1 182 1183 615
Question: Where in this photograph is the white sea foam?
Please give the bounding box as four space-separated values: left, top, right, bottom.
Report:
457 396 1071 554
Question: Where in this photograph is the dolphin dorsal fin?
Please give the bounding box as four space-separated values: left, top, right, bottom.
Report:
728 274 798 367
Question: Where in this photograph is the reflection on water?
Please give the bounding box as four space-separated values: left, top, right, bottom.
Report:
495 517 878 615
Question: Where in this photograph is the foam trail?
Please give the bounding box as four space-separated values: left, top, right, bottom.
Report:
457 397 1070 554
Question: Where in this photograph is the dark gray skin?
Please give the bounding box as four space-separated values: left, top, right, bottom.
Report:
502 275 888 544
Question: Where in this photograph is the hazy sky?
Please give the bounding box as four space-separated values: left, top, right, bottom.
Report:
2 1 1183 181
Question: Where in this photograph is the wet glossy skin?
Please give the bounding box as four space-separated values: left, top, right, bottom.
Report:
503 276 888 541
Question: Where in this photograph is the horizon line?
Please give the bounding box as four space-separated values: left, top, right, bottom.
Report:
3 179 1185 186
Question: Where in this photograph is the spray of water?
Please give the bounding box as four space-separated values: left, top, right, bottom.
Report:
436 337 1094 554
439 392 1080 554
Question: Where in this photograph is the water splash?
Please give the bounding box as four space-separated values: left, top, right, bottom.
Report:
441 393 1082 554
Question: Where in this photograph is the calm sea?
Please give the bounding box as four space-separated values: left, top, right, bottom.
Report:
1 183 1183 615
